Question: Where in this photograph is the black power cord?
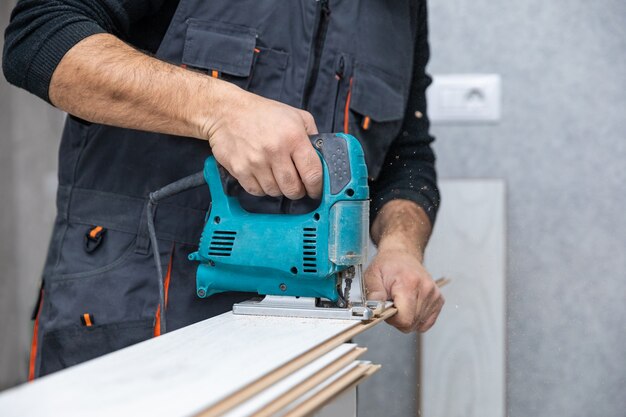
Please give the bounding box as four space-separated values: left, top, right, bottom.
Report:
146 171 206 334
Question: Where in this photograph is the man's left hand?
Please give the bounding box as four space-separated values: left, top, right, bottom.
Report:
365 248 444 333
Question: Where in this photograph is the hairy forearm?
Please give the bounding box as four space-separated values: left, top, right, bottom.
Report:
49 33 232 139
370 199 432 262
48 33 323 199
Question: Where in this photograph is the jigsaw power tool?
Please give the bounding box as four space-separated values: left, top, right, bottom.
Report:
188 133 385 320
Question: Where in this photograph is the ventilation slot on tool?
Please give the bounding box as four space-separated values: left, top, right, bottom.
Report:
209 230 237 257
302 227 318 273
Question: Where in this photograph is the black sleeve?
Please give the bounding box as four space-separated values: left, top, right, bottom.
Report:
2 0 168 103
369 0 440 227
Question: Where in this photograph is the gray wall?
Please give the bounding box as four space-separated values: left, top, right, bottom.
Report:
0 0 19 389
428 1 626 416
0 0 63 389
1 1 625 416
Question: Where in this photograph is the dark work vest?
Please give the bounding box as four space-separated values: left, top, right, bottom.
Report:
31 0 418 378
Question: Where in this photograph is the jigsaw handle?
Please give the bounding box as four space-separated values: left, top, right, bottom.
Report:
202 157 241 216
202 152 327 217
203 133 361 216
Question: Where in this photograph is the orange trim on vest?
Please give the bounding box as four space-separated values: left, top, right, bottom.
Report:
83 313 93 327
211 70 219 78
28 289 44 381
154 306 161 337
88 226 103 239
343 77 353 134
154 246 175 337
164 251 173 308
362 116 371 130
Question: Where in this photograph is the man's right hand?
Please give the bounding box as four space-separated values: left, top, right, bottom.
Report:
203 85 323 200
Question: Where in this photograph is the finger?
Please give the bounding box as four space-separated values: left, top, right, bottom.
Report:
417 296 445 332
386 285 418 333
271 159 306 200
227 163 265 197
237 174 265 197
292 143 323 199
254 169 282 197
299 110 318 134
416 288 444 332
427 291 444 317
415 281 440 324
364 267 388 302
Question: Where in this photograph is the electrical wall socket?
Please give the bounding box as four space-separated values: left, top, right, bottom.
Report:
426 74 501 123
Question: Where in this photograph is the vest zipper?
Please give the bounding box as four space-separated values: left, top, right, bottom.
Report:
302 0 331 110
330 55 345 130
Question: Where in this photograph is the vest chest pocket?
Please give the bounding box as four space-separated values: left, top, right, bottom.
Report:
339 62 408 179
182 19 288 102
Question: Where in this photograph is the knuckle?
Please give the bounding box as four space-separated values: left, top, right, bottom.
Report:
264 183 282 197
247 153 265 168
283 125 303 142
300 110 315 123
243 183 264 196
397 317 416 333
264 140 284 157
293 144 316 163
229 164 246 179
248 189 265 197
284 185 305 199
276 168 297 187
420 316 438 332
302 168 322 186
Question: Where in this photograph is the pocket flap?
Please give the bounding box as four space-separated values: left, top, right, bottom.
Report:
183 19 257 77
350 64 407 122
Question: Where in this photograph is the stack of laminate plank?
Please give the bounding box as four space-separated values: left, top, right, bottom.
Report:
0 308 396 417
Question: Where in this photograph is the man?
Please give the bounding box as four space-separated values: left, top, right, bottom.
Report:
3 0 443 379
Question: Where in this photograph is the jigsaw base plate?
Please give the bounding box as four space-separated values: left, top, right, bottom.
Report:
233 296 389 321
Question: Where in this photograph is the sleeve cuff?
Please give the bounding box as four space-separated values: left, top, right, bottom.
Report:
370 189 440 228
26 22 106 103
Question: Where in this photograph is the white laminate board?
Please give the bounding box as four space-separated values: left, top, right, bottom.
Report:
0 312 361 417
422 179 506 417
222 343 358 417
273 361 365 417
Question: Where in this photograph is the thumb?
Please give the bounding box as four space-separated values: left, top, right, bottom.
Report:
364 265 389 302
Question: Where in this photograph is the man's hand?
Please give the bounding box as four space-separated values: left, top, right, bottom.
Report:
368 199 444 333
365 248 444 333
205 89 322 199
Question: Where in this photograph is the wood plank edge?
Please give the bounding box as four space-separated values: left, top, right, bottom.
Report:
251 347 367 417
281 363 379 417
197 308 396 417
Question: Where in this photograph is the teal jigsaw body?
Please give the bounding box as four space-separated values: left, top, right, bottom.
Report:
189 133 369 302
